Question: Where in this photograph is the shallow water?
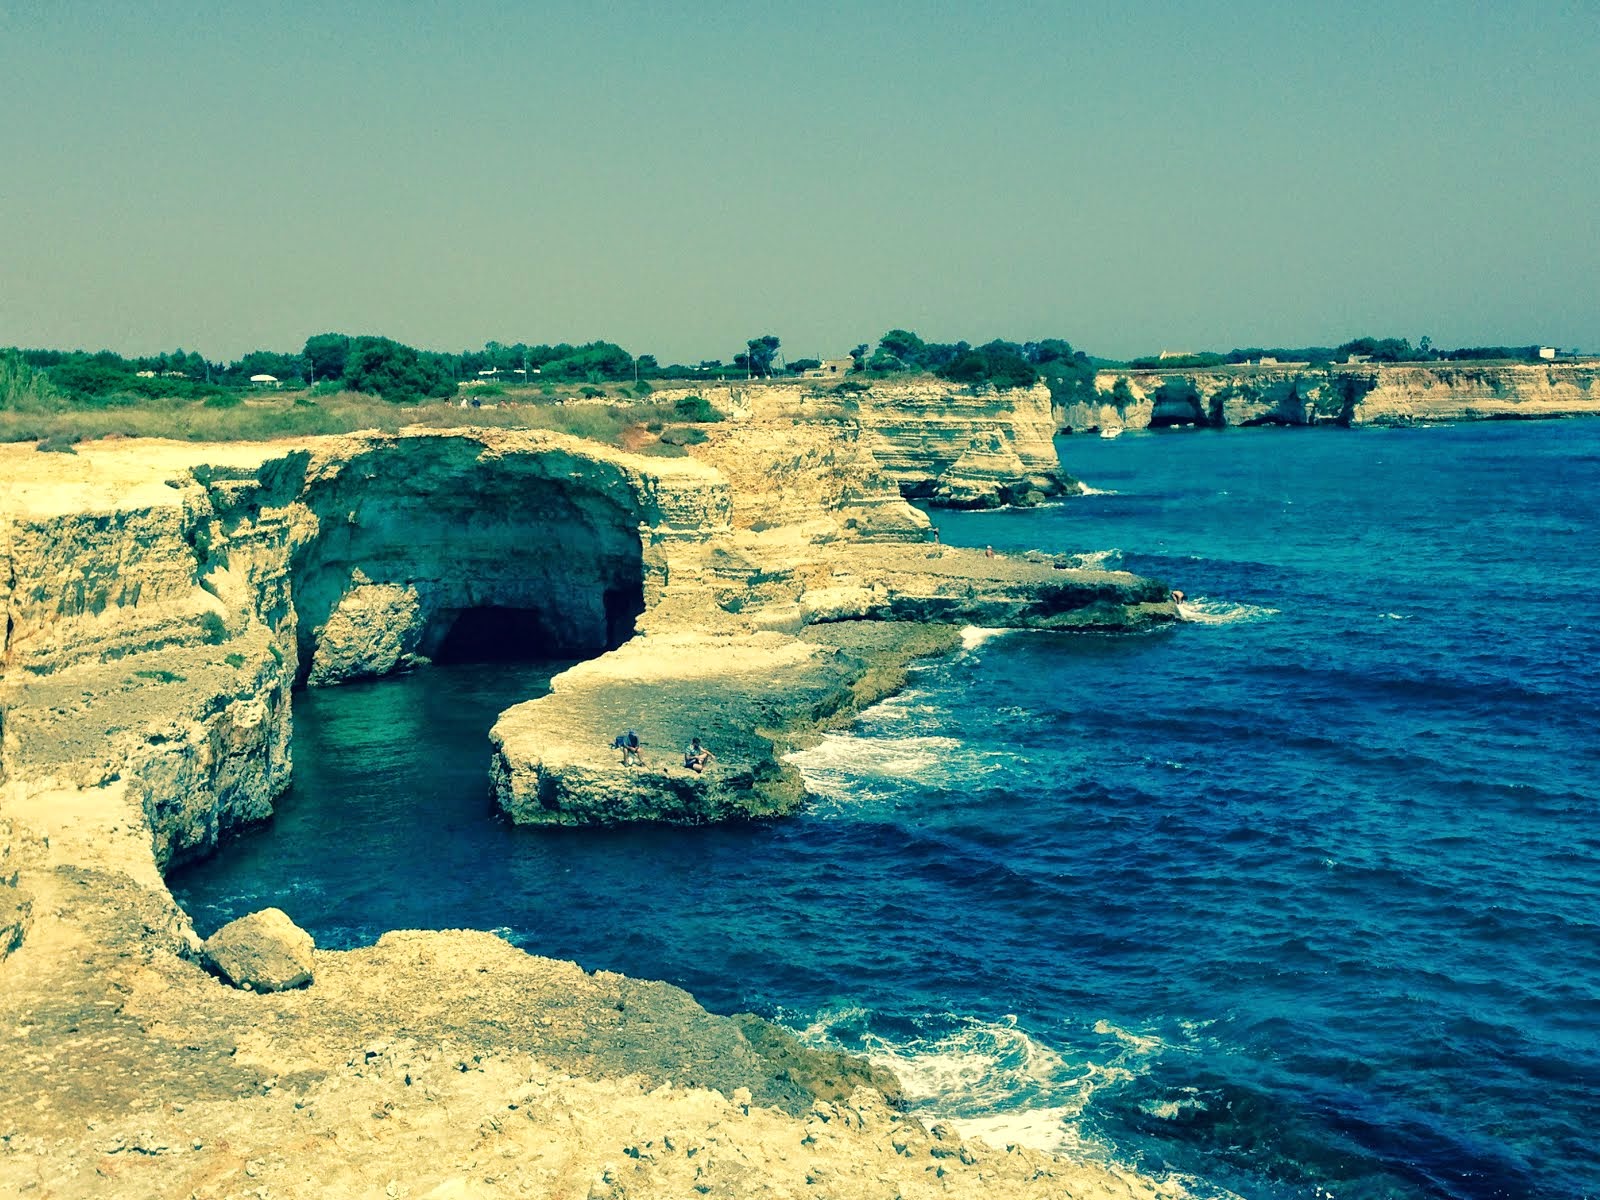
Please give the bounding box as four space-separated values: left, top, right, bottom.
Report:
172 420 1600 1200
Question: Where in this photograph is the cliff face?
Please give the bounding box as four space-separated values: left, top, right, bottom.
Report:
0 431 727 875
0 423 1176 1199
1058 363 1600 431
654 378 1075 506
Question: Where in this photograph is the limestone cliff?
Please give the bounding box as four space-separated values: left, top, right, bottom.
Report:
653 378 1076 506
0 423 1175 1200
1058 363 1600 431
1 431 727 871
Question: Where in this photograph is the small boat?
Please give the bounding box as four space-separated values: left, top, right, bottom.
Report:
1099 427 1123 439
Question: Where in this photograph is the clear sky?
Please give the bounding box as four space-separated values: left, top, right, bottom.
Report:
2 0 1596 362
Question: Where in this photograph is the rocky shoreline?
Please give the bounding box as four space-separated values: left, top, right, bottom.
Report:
1 412 1174 1198
1060 361 1600 432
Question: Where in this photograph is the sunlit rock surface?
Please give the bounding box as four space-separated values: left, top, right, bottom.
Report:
0 419 1175 1199
1057 362 1600 431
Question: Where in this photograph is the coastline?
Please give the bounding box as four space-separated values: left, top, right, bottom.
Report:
0 419 1175 1198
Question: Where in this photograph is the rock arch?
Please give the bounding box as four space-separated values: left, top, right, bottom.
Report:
290 437 649 686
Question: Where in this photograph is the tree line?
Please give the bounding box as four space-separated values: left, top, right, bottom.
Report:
5 328 1571 412
1122 336 1560 370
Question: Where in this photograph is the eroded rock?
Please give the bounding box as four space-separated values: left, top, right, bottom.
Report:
202 907 315 991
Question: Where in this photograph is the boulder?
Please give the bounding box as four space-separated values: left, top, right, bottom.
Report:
202 907 315 991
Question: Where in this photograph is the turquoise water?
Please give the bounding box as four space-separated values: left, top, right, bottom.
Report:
171 421 1600 1199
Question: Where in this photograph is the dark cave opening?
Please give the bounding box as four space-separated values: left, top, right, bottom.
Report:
604 583 644 649
433 606 561 663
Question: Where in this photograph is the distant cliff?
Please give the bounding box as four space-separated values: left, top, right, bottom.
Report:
653 379 1075 506
1057 363 1600 432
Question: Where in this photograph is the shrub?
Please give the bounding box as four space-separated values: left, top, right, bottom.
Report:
202 392 242 408
673 394 724 422
1 349 65 412
580 386 605 399
35 433 78 453
199 612 227 645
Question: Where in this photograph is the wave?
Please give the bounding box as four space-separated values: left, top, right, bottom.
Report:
959 625 1010 652
789 1007 1239 1197
785 732 1003 805
1077 484 1122 496
1176 596 1279 625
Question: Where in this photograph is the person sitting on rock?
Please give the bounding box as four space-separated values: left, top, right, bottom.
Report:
683 736 714 773
611 730 642 766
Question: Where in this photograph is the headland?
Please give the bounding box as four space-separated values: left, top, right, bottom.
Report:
0 398 1173 1198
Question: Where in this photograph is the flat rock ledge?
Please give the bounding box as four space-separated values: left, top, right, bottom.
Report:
492 548 1173 826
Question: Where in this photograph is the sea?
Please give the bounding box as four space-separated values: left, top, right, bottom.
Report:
170 420 1600 1200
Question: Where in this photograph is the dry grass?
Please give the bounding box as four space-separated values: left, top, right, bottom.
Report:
0 387 706 452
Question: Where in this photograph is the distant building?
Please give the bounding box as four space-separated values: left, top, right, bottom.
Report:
249 373 280 388
1537 346 1556 360
1158 350 1194 361
1346 354 1372 364
802 358 855 379
135 370 157 378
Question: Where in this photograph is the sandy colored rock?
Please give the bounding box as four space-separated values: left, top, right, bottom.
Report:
202 906 315 991
1058 361 1600 431
0 418 1179 1198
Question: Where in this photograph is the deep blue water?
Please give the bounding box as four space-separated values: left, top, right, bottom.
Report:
171 421 1600 1200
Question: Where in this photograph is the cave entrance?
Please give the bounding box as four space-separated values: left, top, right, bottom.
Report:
433 606 557 664
604 583 644 649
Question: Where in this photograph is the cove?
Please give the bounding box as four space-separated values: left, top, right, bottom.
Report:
171 421 1600 1200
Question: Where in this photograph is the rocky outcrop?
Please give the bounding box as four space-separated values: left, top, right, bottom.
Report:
490 546 1170 826
201 905 315 991
0 421 1175 1199
654 378 1076 506
0 431 726 869
0 913 1163 1199
1058 363 1600 432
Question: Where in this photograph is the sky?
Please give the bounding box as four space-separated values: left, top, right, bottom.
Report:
2 0 1596 363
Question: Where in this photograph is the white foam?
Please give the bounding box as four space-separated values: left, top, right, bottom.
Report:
959 625 1009 651
1176 596 1279 625
787 732 962 776
1078 548 1124 569
791 1009 1234 1198
1077 484 1121 496
1092 1018 1170 1057
786 732 1003 805
1380 611 1409 620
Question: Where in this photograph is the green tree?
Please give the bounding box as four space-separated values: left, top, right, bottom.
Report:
536 341 634 381
303 334 351 383
935 340 1039 390
342 336 457 403
876 329 925 368
744 335 780 378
